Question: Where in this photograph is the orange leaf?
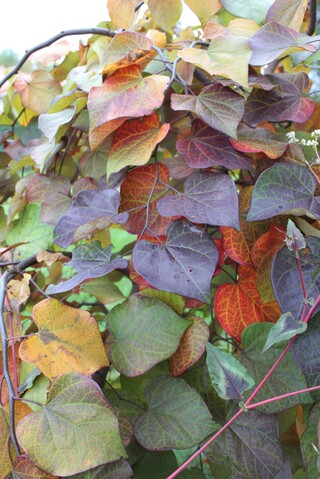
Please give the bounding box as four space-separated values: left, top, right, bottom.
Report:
169 316 209 376
107 113 170 177
214 266 280 343
120 163 175 236
19 298 108 379
88 65 169 149
220 226 252 265
251 224 286 303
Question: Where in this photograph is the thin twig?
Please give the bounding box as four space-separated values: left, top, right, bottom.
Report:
307 0 317 36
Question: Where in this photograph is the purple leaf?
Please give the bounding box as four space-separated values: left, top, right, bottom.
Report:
171 83 245 138
291 313 320 389
249 22 317 66
247 163 320 222
46 241 127 295
132 221 219 303
176 119 252 170
243 73 314 127
54 188 128 248
157 170 240 230
271 236 320 320
263 312 307 352
285 219 306 251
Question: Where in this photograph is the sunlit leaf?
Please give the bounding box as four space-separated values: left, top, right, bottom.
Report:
54 188 128 248
19 298 108 379
16 373 126 476
244 73 314 127
179 36 252 87
176 120 252 170
169 316 209 376
107 0 137 29
220 226 252 265
266 0 308 31
171 82 245 138
247 163 320 221
214 266 280 342
14 71 62 114
46 241 127 294
230 126 288 159
0 406 13 477
39 108 75 143
88 65 169 149
106 295 190 376
107 113 170 177
184 0 222 25
221 0 274 23
157 170 240 229
206 343 254 400
133 221 219 303
134 376 215 449
148 0 183 31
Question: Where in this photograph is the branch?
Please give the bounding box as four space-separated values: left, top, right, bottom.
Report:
307 0 317 36
0 27 116 89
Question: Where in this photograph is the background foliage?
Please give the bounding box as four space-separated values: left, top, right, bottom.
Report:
0 0 320 478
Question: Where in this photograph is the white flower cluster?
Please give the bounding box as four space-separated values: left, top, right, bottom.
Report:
286 131 319 147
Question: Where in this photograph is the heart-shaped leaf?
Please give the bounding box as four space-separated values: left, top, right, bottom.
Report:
19 298 108 379
132 221 219 303
46 241 127 294
106 295 191 377
206 342 254 400
230 126 288 159
176 120 252 170
157 170 240 230
134 376 215 449
263 312 307 352
247 163 320 221
16 373 126 476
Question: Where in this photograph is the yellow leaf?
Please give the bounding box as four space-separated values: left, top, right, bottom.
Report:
107 0 137 29
184 0 222 25
148 0 183 31
19 298 108 379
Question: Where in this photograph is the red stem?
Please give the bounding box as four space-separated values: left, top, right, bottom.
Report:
247 384 320 410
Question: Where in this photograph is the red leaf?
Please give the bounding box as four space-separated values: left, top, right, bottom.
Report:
214 266 280 342
230 126 288 159
220 225 252 266
120 164 175 236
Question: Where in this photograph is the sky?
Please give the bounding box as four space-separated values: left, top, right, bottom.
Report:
1 0 110 56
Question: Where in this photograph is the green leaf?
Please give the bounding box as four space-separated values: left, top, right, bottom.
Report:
221 0 275 23
263 312 307 352
134 376 215 449
16 373 126 476
67 458 133 479
133 451 178 479
300 402 320 479
6 204 54 260
241 323 312 413
148 0 183 31
206 343 254 400
106 295 191 376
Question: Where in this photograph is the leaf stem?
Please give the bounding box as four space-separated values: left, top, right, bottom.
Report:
247 384 320 410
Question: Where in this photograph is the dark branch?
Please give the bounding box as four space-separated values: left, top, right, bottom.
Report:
307 0 317 36
0 28 116 89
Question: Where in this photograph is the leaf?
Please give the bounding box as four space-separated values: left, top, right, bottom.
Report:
221 0 274 23
120 163 174 236
169 316 210 376
133 451 178 479
16 373 126 476
67 458 133 479
249 22 316 66
140 288 185 315
46 241 127 294
107 0 137 28
0 407 13 477
206 343 254 400
184 0 222 25
134 376 215 449
106 295 191 376
157 170 240 229
230 126 288 159
81 276 125 305
79 137 112 180
291 312 320 388
266 0 308 31
7 204 54 260
285 219 306 251
14 71 62 114
300 402 320 478
26 174 70 203
272 237 320 321
176 120 252 170
88 65 169 149
243 73 314 127
54 188 128 248
179 36 252 87
107 113 170 177
220 226 252 265
251 224 286 302
241 323 312 413
132 221 219 303
19 298 108 379
12 455 53 479
263 312 307 352
148 0 183 31
171 83 245 139
39 108 75 143
214 266 280 342
208 409 284 478
247 163 320 222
